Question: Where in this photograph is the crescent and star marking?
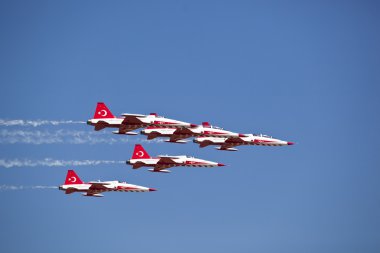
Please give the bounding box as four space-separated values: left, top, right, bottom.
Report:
136 151 144 157
69 176 77 183
98 109 107 117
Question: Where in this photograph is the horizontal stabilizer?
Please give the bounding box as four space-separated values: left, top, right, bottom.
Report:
112 131 138 135
164 139 188 144
82 193 104 197
148 169 171 173
216 147 238 151
125 131 138 135
132 162 145 169
65 188 76 194
94 121 108 131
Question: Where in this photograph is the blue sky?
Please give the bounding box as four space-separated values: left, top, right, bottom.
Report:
1 1 380 252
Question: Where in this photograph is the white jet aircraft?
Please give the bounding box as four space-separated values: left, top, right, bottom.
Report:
126 144 225 173
193 134 294 151
140 122 247 143
59 170 156 197
87 102 197 135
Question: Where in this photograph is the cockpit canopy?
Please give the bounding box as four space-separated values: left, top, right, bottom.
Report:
149 113 164 118
253 133 273 138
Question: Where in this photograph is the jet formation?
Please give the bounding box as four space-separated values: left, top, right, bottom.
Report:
60 102 294 197
59 170 156 197
126 144 225 173
87 102 294 150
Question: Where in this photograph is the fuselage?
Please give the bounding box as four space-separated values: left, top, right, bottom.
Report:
140 125 242 138
127 155 222 167
87 115 194 129
59 181 154 193
194 134 293 146
148 116 194 128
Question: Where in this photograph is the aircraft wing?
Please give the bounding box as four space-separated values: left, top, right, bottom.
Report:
118 124 141 134
89 182 110 191
153 157 181 171
168 128 194 142
173 127 193 135
199 139 214 148
169 135 187 142
85 183 110 196
220 137 244 149
121 115 145 125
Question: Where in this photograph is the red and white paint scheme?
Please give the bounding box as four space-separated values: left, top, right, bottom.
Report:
140 122 247 143
87 102 197 135
193 134 294 151
59 170 156 197
126 144 225 173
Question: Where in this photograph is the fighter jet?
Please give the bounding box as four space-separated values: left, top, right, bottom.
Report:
140 122 247 143
126 144 225 173
87 102 197 135
59 170 156 197
193 134 294 151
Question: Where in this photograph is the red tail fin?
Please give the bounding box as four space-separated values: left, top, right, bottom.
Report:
202 122 211 128
93 102 115 119
64 170 84 185
132 144 151 159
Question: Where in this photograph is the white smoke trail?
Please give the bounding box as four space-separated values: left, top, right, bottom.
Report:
0 129 163 145
0 185 58 191
0 119 86 127
0 158 125 168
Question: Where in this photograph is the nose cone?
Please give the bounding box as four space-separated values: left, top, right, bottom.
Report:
217 163 226 167
149 188 157 192
287 142 294 145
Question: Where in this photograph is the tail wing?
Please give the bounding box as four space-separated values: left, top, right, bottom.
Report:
199 140 213 148
93 102 115 119
202 122 211 128
64 170 84 185
132 144 151 159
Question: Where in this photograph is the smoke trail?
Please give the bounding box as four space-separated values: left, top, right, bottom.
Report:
0 119 86 127
0 185 58 191
0 129 163 145
0 158 125 168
